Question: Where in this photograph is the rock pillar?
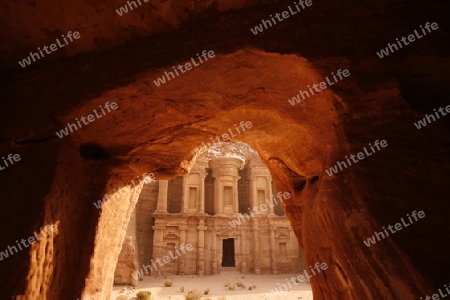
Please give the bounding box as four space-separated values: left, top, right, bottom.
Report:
181 177 188 213
155 180 168 213
266 177 275 215
197 219 206 275
191 159 208 213
240 228 247 273
270 225 278 274
211 226 218 274
252 218 260 274
179 225 188 275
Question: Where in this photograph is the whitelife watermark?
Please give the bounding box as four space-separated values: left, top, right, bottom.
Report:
266 262 328 298
414 105 450 129
0 224 58 262
420 283 450 300
55 102 119 139
376 22 439 59
116 0 150 16
0 153 21 171
153 50 215 87
288 69 350 106
93 172 156 209
325 140 388 176
132 243 193 279
191 121 253 157
229 191 291 228
363 210 425 247
18 31 81 68
250 0 313 35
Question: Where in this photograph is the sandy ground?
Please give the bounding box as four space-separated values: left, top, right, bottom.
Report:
112 274 313 300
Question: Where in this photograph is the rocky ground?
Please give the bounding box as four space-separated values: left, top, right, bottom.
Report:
112 274 313 300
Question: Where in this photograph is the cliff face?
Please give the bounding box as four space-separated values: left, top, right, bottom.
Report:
0 0 449 299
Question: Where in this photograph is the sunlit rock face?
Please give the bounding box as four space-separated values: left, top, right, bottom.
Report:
199 142 255 166
0 0 449 299
114 236 139 286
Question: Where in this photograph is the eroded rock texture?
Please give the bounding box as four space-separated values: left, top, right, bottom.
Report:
0 0 449 299
114 236 139 287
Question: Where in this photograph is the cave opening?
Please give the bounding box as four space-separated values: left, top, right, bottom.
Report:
110 141 311 298
6 43 445 300
44 50 346 300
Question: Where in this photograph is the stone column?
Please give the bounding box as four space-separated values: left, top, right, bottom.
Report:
266 177 275 215
233 180 240 214
197 219 206 275
248 175 257 208
240 228 247 273
191 158 208 214
179 225 188 275
213 174 222 214
155 180 168 213
211 227 218 274
180 176 188 213
152 224 165 275
269 225 278 274
252 219 260 274
198 172 206 213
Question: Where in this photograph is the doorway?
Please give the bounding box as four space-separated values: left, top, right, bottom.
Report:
165 243 177 274
221 238 235 267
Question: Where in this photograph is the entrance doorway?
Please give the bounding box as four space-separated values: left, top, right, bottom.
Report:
221 238 235 267
165 243 177 274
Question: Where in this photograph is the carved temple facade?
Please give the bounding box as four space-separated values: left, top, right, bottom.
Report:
114 143 303 284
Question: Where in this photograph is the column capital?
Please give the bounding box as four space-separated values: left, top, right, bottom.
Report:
152 225 165 231
197 224 207 231
190 170 208 178
247 165 272 176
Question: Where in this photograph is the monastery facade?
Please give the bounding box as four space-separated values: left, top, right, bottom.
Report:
114 143 304 284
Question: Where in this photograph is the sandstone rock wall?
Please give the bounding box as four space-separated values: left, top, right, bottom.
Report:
0 0 449 299
0 0 279 68
114 236 139 286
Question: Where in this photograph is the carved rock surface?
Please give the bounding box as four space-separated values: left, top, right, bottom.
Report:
114 236 139 287
0 0 449 299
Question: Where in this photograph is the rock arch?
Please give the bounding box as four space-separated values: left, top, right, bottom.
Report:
3 47 445 300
